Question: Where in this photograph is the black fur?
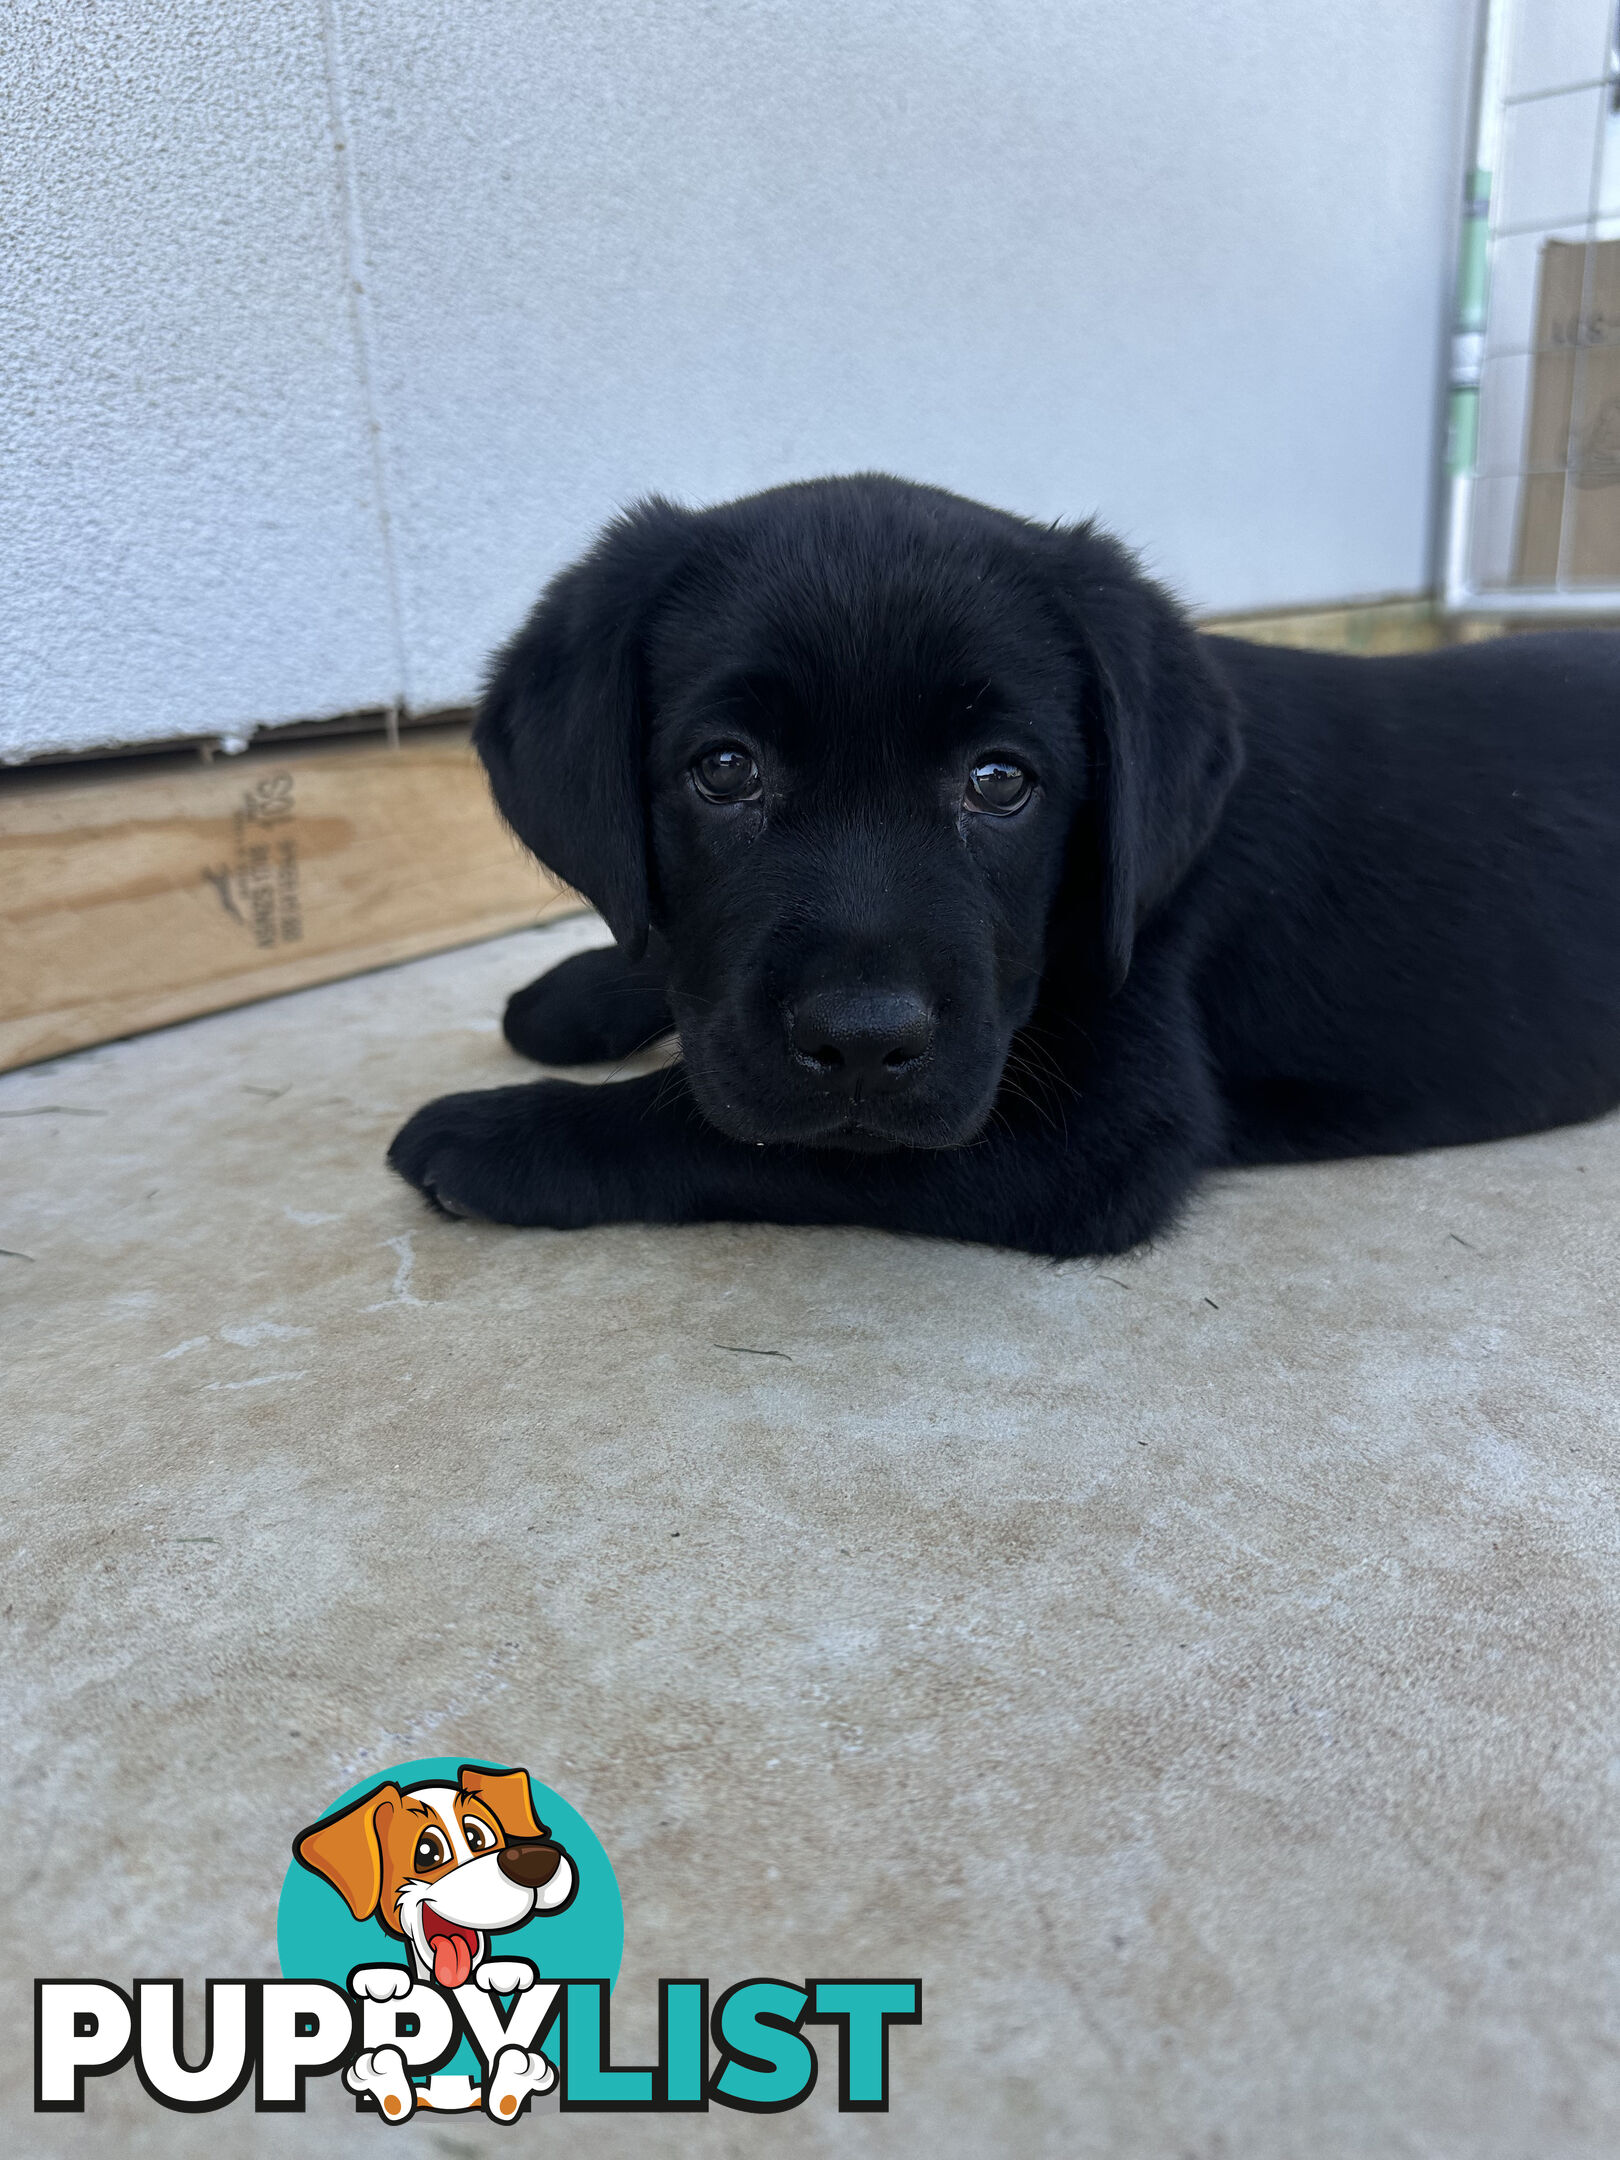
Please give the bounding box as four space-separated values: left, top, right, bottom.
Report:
390 475 1620 1258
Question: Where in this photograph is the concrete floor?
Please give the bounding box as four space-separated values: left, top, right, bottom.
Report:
6 912 1620 2157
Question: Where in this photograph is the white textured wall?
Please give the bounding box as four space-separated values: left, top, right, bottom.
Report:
1 4 400 759
2 0 1476 760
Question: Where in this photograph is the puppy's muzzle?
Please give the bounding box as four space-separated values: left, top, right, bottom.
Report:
498 1839 567 1889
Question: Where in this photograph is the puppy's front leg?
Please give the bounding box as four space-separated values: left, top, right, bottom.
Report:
388 1033 1214 1258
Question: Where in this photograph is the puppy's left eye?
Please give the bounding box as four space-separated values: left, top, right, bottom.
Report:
413 1830 449 1872
966 758 1034 814
463 1819 492 1852
692 745 762 804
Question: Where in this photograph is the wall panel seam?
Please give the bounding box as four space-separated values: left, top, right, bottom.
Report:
318 0 412 737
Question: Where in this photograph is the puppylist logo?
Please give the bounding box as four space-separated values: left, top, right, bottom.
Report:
34 1755 921 2121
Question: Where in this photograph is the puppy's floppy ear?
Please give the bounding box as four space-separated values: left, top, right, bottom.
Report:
292 1782 401 1922
1044 522 1242 990
458 1763 546 1841
475 498 696 959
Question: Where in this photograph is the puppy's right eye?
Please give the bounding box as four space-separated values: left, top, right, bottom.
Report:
966 757 1034 814
692 746 762 803
413 1830 449 1872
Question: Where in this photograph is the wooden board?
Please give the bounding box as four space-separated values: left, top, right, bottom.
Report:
1201 595 1456 654
0 723 581 1072
1203 593 1620 651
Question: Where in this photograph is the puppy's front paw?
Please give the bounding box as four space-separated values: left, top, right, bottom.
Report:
503 945 670 1065
476 1958 537 1995
350 1964 414 2002
387 1081 615 1228
387 1091 484 1219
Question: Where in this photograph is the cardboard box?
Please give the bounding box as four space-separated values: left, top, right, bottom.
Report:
1514 238 1620 586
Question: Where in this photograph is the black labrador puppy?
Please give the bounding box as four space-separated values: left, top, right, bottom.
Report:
390 476 1620 1256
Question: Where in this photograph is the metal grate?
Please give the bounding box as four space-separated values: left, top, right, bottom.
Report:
1442 0 1620 612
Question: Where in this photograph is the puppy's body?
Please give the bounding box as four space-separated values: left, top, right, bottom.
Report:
390 478 1620 1257
1195 631 1620 1162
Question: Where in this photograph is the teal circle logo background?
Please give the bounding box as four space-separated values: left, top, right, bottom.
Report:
277 1756 624 1998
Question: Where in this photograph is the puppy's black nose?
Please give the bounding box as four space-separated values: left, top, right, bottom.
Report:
789 989 934 1092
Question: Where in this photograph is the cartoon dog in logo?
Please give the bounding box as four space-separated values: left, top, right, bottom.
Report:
294 1762 575 2118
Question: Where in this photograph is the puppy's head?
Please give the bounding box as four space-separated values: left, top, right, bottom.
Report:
479 475 1239 1150
294 1763 576 1988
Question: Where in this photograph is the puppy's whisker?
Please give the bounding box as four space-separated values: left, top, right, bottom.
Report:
647 1066 690 1117
999 1050 1077 1141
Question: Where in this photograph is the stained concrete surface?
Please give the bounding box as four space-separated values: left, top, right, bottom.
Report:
4 911 1620 2156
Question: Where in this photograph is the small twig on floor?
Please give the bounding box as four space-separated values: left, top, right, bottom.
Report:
0 1105 106 1117
0 1247 36 1261
712 1343 794 1360
1448 1232 1477 1249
